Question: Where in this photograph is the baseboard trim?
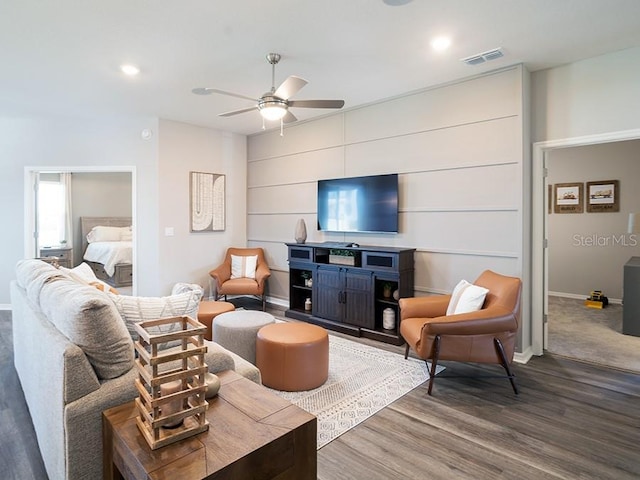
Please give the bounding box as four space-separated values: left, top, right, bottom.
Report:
514 346 534 364
0 304 11 311
266 295 289 309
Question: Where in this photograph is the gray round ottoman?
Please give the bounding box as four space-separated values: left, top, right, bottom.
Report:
212 310 275 364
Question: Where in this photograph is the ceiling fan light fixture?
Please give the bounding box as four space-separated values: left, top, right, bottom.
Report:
258 98 288 121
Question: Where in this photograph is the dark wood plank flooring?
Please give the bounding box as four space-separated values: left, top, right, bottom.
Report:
2 307 639 479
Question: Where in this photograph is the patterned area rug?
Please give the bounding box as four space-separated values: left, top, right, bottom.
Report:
266 334 443 449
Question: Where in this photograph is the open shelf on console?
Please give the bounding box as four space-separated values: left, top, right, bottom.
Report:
285 243 414 346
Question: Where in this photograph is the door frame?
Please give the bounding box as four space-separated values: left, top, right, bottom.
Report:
24 165 137 294
531 128 640 355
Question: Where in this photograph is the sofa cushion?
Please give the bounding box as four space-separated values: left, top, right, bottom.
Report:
16 259 67 307
108 289 202 343
38 277 134 380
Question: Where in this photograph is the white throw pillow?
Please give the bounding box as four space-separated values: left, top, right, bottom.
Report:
59 262 117 293
108 289 203 344
230 255 258 279
446 279 489 315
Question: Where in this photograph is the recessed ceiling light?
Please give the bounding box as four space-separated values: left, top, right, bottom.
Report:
431 36 452 52
120 64 140 76
383 0 413 5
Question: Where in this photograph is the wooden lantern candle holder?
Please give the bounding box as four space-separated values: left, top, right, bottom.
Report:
133 315 210 450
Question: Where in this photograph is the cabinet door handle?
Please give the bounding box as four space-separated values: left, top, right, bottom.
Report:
343 291 347 304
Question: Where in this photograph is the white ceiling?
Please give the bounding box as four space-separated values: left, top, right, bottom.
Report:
2 0 640 136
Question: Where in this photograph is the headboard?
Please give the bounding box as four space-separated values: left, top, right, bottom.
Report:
80 216 132 254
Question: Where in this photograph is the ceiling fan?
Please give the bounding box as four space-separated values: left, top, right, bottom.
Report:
192 53 345 126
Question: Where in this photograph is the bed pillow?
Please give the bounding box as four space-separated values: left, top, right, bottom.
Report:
120 226 133 241
86 225 131 243
446 279 489 315
230 255 257 279
108 289 203 345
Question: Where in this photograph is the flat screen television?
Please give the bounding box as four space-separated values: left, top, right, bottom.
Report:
317 173 399 233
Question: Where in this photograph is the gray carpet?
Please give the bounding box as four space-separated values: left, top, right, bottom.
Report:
547 296 640 373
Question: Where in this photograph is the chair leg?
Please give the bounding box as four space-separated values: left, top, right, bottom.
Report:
494 338 519 395
404 343 409 360
262 294 266 311
427 335 441 396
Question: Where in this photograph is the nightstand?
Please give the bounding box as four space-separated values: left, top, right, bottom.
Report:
39 246 73 268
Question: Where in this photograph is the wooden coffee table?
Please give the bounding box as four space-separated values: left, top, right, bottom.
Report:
102 370 316 480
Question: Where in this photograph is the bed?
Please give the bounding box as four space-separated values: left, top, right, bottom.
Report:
81 216 133 287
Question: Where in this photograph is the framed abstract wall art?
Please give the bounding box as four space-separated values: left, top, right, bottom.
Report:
190 171 225 232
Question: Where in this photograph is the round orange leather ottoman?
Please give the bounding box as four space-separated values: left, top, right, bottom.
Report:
197 301 235 341
256 323 329 392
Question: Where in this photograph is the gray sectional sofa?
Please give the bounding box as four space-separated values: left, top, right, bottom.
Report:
10 259 260 480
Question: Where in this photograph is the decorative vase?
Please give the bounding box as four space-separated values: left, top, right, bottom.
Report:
392 289 400 301
204 372 221 399
383 286 392 298
382 308 396 330
305 298 312 311
294 218 307 244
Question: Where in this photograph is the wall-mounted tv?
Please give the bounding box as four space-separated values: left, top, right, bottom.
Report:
317 173 399 234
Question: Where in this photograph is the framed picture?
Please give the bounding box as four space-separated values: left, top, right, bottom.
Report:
554 182 583 214
586 180 619 213
190 171 225 232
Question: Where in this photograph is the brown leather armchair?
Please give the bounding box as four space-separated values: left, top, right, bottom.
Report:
209 247 271 311
399 270 522 395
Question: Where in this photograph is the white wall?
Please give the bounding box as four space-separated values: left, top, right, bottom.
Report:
1 116 246 305
0 116 160 303
157 119 247 295
532 46 640 142
547 140 640 301
247 66 530 353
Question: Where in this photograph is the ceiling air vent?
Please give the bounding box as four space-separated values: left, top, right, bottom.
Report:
461 48 504 66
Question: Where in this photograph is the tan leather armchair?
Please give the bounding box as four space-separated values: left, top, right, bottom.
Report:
399 270 522 395
209 247 271 311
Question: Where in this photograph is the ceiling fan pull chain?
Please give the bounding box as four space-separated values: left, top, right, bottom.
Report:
262 116 266 130
280 118 284 137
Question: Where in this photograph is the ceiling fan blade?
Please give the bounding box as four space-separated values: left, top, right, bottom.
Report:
218 106 258 117
288 99 345 109
283 111 298 124
192 87 255 102
274 76 308 100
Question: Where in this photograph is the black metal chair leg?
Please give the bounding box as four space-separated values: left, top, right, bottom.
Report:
427 335 441 395
494 337 518 394
404 343 410 360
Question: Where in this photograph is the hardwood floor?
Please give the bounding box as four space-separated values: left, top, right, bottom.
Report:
316 348 640 480
2 307 639 480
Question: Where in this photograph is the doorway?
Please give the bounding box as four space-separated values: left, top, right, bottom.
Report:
24 166 137 294
532 128 640 357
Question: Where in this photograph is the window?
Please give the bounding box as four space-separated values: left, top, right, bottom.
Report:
36 173 71 250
